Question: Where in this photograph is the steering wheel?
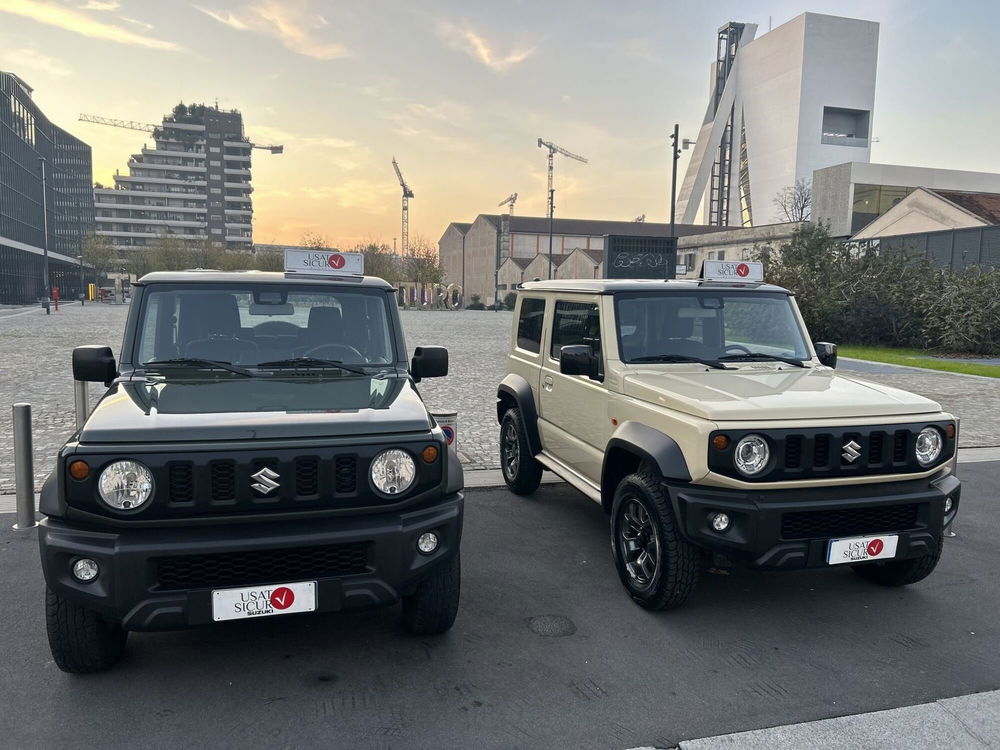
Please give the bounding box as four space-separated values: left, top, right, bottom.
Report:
303 343 365 362
724 343 752 355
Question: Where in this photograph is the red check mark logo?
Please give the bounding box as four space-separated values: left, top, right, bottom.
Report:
269 586 295 610
866 539 884 556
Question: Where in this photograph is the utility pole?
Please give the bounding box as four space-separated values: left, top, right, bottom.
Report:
39 158 51 314
537 139 587 280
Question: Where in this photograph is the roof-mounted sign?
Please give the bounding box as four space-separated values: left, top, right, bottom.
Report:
700 260 764 283
284 249 364 276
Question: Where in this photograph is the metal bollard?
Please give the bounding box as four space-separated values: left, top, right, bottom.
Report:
74 380 89 431
12 403 37 530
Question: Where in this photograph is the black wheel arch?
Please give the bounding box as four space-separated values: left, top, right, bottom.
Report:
601 422 691 512
496 374 541 456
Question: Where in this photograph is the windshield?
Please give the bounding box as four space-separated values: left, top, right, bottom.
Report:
133 283 396 369
615 292 810 363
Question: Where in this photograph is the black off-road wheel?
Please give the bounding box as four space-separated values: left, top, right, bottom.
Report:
402 553 460 635
46 588 127 674
851 535 944 586
500 408 543 495
610 469 699 610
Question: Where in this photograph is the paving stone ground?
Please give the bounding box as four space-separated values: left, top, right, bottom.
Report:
1 304 997 493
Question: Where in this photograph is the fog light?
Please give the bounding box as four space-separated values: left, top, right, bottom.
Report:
710 513 731 532
945 497 953 513
417 532 439 554
72 558 99 582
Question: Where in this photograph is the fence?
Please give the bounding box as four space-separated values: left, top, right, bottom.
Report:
854 225 1000 272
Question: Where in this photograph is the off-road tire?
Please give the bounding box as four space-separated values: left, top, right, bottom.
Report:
500 408 543 495
610 469 699 610
402 553 460 635
851 535 944 586
46 588 127 674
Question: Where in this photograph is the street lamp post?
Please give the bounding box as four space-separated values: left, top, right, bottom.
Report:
76 199 85 306
40 158 51 314
669 124 695 278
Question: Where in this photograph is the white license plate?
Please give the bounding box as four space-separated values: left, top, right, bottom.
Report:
827 535 899 565
212 581 316 622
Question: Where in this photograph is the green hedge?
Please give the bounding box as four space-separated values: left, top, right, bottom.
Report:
753 224 1000 356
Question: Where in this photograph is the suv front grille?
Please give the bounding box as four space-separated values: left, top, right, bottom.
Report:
708 421 954 482
781 504 921 540
155 542 370 590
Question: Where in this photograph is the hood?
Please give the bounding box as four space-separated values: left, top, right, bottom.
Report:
623 365 941 422
79 374 433 443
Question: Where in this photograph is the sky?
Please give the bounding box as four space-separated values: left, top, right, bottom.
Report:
2 0 999 249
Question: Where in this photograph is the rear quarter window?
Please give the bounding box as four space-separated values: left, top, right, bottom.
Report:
516 297 546 353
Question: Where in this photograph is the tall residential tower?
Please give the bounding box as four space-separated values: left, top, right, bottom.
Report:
94 103 253 251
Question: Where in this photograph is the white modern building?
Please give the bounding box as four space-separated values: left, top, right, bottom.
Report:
94 103 253 251
677 13 879 228
813 161 1000 237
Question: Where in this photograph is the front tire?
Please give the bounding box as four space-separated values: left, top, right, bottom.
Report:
852 535 943 586
610 470 699 610
402 553 460 635
500 408 543 495
46 588 127 674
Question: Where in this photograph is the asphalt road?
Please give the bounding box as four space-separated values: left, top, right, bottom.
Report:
3 463 998 750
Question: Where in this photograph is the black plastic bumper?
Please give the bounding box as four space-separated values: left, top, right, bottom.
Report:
39 494 463 631
665 473 959 570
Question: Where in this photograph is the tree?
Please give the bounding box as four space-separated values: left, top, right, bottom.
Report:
405 239 445 285
148 236 194 271
82 233 116 277
351 241 403 282
774 178 812 222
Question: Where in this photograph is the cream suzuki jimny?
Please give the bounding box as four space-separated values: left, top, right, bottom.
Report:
496 277 960 610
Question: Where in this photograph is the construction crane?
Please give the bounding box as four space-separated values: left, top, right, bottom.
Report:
78 113 284 153
498 192 518 215
536 138 587 220
392 157 414 254
537 138 587 279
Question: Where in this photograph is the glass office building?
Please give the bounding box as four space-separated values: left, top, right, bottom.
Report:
0 71 95 304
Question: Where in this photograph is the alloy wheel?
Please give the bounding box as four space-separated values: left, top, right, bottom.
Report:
619 498 660 587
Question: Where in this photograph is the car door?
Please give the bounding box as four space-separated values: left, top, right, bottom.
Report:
537 297 612 485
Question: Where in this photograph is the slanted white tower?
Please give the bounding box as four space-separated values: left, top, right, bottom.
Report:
676 13 879 227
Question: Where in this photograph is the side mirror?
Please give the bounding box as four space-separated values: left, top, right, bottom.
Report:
73 345 117 386
560 345 600 380
814 342 837 368
411 346 448 382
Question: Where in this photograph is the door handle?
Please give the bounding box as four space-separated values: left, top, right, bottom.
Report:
543 376 554 391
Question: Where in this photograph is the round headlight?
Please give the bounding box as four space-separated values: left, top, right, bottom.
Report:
98 459 154 510
915 427 943 467
370 449 416 496
734 434 770 476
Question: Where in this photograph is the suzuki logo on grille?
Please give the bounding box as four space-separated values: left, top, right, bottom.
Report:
251 467 280 495
842 440 862 463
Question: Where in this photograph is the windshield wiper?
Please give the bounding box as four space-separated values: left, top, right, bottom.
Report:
719 352 807 368
255 357 368 376
142 358 255 377
629 354 734 370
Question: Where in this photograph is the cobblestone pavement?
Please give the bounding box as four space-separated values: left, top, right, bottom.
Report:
2 304 997 492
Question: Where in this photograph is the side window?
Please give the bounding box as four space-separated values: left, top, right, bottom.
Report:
550 301 601 360
516 297 545 352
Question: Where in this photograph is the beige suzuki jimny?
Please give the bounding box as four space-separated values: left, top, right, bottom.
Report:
496 276 959 610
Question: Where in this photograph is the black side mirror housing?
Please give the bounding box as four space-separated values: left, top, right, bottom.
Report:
73 345 117 386
815 342 838 368
560 344 601 380
411 346 448 382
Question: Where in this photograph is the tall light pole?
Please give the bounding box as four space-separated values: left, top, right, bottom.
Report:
75 199 85 306
39 158 51 314
669 124 695 239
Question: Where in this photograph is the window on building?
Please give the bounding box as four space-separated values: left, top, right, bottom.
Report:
515 298 545 352
550 301 601 361
822 107 870 146
851 184 916 233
